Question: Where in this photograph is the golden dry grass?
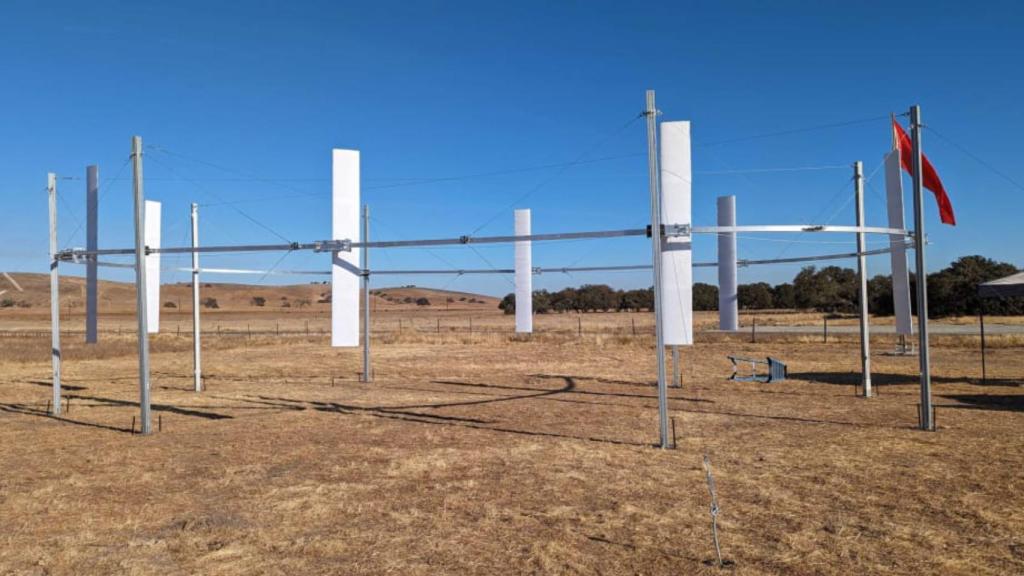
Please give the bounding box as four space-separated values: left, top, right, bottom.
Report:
1 305 1023 575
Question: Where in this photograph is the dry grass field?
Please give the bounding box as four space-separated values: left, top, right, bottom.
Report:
2 276 1023 575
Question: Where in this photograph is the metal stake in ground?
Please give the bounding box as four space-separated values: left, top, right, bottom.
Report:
645 89 671 449
854 161 873 397
909 106 933 431
702 454 724 567
131 136 152 434
48 172 61 416
191 202 201 392
672 345 681 388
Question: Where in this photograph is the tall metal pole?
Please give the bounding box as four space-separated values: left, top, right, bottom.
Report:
910 106 933 430
645 90 671 449
131 136 152 434
361 204 372 382
191 203 201 392
85 165 99 344
854 161 872 397
48 172 61 416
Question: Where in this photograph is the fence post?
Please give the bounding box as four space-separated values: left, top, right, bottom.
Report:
823 316 828 343
980 310 987 384
751 317 757 343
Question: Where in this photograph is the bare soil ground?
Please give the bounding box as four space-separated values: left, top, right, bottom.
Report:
2 297 1023 574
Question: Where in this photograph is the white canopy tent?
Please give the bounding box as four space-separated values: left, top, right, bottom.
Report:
977 271 1024 383
978 272 1024 299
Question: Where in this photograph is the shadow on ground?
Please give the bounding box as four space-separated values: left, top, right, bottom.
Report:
940 394 1024 412
789 371 1021 388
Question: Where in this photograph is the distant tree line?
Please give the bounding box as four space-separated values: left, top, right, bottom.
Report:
498 256 1023 318
499 285 655 314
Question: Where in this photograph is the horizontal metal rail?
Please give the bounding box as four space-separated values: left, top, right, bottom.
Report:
71 243 912 277
56 223 912 261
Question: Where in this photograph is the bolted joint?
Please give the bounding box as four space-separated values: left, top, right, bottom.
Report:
313 239 351 253
459 235 471 244
646 224 691 238
663 223 691 238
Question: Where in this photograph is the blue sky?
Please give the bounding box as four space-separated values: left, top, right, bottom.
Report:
2 0 1022 296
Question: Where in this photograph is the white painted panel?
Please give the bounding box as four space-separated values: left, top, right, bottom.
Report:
332 149 361 347
659 121 693 346
514 209 532 333
885 150 913 335
144 200 161 334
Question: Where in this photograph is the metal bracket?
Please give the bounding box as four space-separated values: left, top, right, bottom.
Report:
313 239 352 253
459 235 471 244
663 223 691 237
646 223 692 238
532 266 542 275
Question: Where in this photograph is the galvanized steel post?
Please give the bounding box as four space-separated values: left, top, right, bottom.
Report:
910 106 933 430
645 90 671 449
855 161 872 397
131 136 152 434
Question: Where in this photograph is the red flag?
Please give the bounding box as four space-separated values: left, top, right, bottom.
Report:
893 119 956 225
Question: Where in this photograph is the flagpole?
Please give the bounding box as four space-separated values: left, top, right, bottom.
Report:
909 105 933 431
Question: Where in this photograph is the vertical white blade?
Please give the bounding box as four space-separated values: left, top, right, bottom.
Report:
332 149 361 347
144 200 161 334
885 150 913 335
659 121 693 346
717 195 738 331
514 209 532 333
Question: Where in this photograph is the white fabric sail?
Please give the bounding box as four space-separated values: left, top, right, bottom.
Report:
514 209 532 333
144 200 161 334
331 149 361 347
885 150 913 335
659 121 693 346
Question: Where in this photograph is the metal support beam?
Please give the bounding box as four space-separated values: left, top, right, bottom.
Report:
645 90 671 449
361 204 372 382
191 203 201 392
48 172 61 416
910 105 933 431
86 165 98 344
855 161 872 397
131 136 152 434
58 224 912 262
